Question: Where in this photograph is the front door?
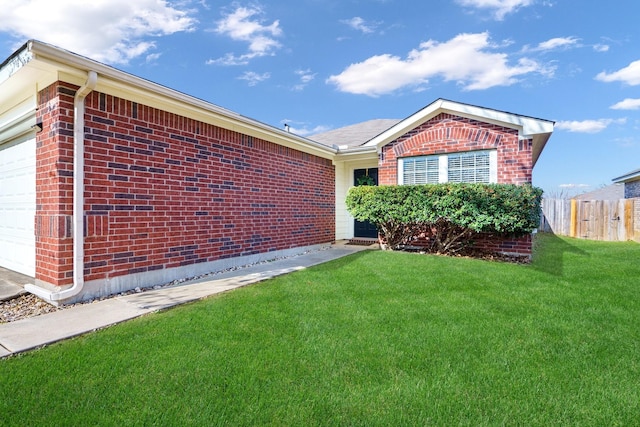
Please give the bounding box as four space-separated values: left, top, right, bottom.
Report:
353 168 378 238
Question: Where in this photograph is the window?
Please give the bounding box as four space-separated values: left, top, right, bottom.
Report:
401 156 439 184
447 151 491 183
398 150 497 185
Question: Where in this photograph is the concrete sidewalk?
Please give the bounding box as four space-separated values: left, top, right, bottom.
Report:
0 267 31 302
0 242 373 358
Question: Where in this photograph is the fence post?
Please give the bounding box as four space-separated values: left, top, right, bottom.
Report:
570 199 577 238
630 198 639 242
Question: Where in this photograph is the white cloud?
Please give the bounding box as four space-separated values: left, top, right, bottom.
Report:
456 0 535 20
593 43 609 52
207 5 282 66
523 37 610 54
294 125 331 136
206 53 246 66
292 69 316 91
327 32 549 96
296 69 316 83
555 118 626 133
596 60 640 85
237 71 270 86
146 52 163 64
525 36 579 52
341 17 379 34
614 136 639 148
559 183 589 188
281 121 331 137
610 98 640 110
0 0 196 64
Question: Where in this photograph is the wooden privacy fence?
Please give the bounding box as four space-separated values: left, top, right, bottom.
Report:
540 198 640 242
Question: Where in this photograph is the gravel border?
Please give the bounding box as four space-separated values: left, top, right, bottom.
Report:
0 247 328 324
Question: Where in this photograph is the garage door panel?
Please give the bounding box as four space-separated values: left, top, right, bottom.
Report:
0 236 34 274
0 136 36 277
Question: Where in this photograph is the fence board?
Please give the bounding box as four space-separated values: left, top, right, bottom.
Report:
539 199 571 235
541 198 636 242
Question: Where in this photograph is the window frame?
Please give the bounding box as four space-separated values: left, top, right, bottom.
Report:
398 150 497 185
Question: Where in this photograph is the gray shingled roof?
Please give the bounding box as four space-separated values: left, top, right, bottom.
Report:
575 184 624 200
309 119 400 148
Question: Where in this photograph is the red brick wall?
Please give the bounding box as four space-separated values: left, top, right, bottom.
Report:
35 82 75 285
470 233 533 257
378 112 534 256
36 82 335 286
378 113 532 185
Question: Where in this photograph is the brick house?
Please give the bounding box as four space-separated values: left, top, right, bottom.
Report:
0 41 553 304
613 168 640 199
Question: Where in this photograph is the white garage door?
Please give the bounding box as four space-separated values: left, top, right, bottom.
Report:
0 136 36 277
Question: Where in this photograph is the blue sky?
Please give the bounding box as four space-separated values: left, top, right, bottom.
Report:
1 0 639 196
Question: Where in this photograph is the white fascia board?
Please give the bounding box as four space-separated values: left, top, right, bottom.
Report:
438 100 554 138
363 100 445 150
364 98 554 150
26 40 336 160
333 146 378 164
613 170 640 183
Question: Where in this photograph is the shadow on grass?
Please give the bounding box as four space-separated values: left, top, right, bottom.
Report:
532 232 590 277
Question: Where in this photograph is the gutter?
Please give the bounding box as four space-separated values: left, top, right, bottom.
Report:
28 40 336 159
332 145 379 163
25 70 98 303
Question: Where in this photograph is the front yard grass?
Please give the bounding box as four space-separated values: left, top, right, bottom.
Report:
1 233 639 425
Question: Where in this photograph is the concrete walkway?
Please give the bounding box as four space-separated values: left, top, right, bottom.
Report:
0 242 373 358
0 267 31 302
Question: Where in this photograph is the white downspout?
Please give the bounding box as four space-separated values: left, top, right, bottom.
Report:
26 71 98 303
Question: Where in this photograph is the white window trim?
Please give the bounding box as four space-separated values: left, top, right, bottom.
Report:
490 150 497 183
398 150 497 185
438 155 448 183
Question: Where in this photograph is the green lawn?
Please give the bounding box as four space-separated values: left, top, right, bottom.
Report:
1 234 639 426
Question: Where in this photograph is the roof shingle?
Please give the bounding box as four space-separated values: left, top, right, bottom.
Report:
309 119 400 148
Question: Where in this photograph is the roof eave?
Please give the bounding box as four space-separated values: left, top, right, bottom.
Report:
531 132 552 168
365 98 555 157
612 170 640 183
333 145 378 162
17 40 336 159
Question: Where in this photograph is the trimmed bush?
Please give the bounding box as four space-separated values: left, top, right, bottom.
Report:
346 183 543 254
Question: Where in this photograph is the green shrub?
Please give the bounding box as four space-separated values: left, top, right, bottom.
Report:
345 183 543 254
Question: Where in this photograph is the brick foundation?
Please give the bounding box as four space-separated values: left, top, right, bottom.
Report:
469 233 533 257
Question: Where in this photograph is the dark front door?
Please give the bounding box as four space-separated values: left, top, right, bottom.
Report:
353 168 379 238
